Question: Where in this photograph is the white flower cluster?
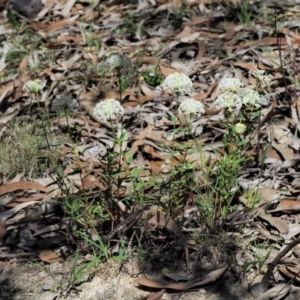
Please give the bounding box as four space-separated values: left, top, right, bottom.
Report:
51 95 79 113
215 91 243 111
216 78 262 111
161 73 194 95
250 69 272 87
219 78 244 94
23 79 43 94
239 88 261 108
178 98 205 119
93 99 124 121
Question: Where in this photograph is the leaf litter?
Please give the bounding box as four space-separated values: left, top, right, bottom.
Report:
2 0 300 299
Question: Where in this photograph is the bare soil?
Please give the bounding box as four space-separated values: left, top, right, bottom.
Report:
0 258 253 300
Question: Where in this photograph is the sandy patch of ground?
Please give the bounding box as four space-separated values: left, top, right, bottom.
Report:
0 257 253 300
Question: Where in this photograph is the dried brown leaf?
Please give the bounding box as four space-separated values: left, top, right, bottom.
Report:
256 283 290 300
196 41 206 61
224 22 236 40
145 290 164 300
176 26 200 43
256 208 289 234
159 64 179 77
0 182 49 197
233 62 257 71
135 264 228 290
186 16 210 27
269 199 300 213
38 249 63 263
0 219 6 246
279 266 300 282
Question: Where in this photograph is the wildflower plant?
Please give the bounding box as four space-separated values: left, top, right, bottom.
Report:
161 73 193 96
239 88 261 108
178 98 205 119
216 77 263 111
100 53 134 99
218 78 244 94
250 69 272 88
93 99 124 122
206 72 266 224
23 79 43 94
23 79 44 113
215 91 243 111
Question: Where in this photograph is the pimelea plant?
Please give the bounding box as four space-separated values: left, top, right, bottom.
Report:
239 88 261 108
204 72 267 224
178 98 205 119
218 78 244 94
178 98 205 134
23 79 43 94
216 75 265 112
215 91 243 111
93 99 124 122
161 73 194 96
250 69 273 88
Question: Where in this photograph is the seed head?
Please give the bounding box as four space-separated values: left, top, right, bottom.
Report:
103 53 133 74
51 95 79 113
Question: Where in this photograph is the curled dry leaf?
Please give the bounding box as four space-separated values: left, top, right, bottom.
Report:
255 208 289 234
279 266 300 284
135 265 228 290
256 283 290 300
38 249 63 263
269 199 300 213
0 181 49 197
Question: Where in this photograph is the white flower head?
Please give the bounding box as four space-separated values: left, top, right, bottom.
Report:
239 88 261 108
51 95 79 113
161 73 193 95
93 99 124 121
23 79 43 93
178 98 205 119
249 69 272 87
215 91 242 111
234 123 247 135
219 78 244 94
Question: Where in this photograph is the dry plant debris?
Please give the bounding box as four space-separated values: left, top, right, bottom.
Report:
2 0 300 298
